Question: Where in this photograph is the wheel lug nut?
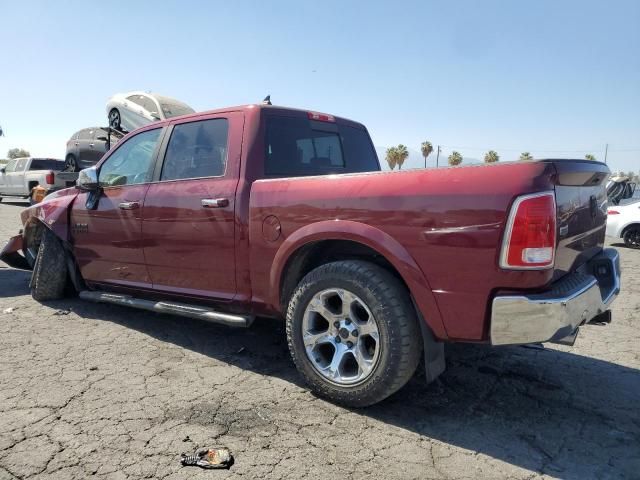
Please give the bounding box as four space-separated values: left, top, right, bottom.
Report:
352 330 359 337
345 319 351 325
347 341 353 348
335 336 341 343
333 321 340 328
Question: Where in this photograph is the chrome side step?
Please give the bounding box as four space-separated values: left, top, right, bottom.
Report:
79 291 253 327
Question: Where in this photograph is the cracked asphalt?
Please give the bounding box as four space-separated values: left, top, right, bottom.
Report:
0 199 638 480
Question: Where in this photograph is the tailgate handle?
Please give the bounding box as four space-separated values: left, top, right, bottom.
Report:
201 198 229 208
118 201 140 210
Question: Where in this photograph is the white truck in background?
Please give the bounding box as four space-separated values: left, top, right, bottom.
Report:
0 157 66 202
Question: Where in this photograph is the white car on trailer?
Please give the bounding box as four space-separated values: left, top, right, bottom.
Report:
106 91 195 132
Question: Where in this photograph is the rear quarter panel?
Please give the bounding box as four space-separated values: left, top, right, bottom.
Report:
249 161 556 341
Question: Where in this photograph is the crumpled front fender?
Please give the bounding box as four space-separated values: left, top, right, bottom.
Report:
0 234 30 270
20 187 79 242
1 188 80 271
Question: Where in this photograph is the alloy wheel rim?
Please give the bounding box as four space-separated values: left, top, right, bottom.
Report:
110 111 119 127
302 288 381 386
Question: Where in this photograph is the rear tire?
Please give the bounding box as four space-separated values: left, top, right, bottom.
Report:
31 229 68 301
286 260 422 407
623 226 640 249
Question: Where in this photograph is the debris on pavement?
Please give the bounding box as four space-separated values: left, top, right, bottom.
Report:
53 308 71 316
3 307 14 314
180 447 233 469
89 366 98 371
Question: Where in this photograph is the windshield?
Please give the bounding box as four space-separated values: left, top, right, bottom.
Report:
160 102 195 118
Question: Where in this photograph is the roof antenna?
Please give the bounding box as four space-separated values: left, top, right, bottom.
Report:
262 95 272 106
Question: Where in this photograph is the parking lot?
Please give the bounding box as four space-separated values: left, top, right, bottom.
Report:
0 199 638 480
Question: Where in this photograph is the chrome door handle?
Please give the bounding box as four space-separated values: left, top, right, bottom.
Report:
118 201 140 210
201 198 229 208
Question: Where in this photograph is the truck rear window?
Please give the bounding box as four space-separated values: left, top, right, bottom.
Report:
265 116 379 177
30 159 63 170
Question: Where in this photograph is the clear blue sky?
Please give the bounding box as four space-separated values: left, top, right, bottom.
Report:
1 0 639 172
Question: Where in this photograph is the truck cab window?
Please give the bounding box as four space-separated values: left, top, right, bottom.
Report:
15 158 27 171
265 116 379 177
99 128 161 187
3 160 17 173
160 119 229 181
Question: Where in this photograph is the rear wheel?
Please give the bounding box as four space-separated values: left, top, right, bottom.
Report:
31 229 68 301
623 226 640 249
286 260 422 407
108 108 121 130
64 154 78 172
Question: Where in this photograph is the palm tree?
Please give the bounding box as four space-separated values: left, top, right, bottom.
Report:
385 147 397 170
519 152 533 161
421 141 433 168
448 151 463 166
484 150 499 163
396 144 409 170
585 154 597 161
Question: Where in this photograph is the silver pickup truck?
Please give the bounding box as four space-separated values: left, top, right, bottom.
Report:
0 157 66 202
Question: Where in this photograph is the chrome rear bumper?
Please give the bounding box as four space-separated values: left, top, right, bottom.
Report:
490 248 621 345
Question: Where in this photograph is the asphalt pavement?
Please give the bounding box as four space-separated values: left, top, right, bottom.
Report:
0 199 638 479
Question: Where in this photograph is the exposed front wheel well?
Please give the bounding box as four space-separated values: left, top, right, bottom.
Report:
621 223 640 237
28 181 39 192
280 240 406 312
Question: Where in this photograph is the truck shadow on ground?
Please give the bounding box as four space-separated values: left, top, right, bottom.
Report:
2 267 638 478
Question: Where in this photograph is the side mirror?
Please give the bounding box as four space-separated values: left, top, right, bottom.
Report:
149 112 161 120
76 167 99 191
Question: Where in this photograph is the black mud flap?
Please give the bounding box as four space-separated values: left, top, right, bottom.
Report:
413 300 446 383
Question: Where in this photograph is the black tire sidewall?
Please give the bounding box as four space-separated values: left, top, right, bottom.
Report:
624 228 640 248
31 229 68 301
287 261 421 406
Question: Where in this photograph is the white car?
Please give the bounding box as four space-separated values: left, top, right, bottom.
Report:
607 201 640 248
106 91 195 132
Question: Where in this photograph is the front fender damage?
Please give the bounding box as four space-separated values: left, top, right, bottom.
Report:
1 187 80 271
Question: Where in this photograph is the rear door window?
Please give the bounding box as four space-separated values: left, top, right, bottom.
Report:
160 119 229 181
30 159 64 170
141 97 157 113
264 116 379 177
127 95 146 108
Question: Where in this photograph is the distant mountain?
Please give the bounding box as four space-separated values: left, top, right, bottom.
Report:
375 146 481 170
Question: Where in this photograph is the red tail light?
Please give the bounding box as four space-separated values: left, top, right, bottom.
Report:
307 111 335 123
500 191 556 270
45 171 54 185
607 209 620 215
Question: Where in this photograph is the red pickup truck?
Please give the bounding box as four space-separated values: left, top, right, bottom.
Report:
1 104 621 406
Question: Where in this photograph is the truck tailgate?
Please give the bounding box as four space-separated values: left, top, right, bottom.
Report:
550 160 610 279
